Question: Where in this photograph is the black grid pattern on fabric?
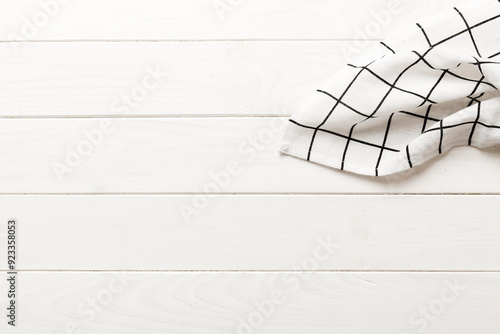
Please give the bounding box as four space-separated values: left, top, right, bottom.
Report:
289 2 500 176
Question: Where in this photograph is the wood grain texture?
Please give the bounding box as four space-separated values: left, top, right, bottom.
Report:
0 0 452 41
0 118 499 193
0 1 497 332
0 272 498 333
0 41 360 116
1 195 499 271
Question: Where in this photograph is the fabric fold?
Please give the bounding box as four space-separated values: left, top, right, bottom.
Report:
280 0 500 176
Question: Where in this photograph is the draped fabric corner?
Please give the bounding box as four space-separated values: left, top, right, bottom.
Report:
280 0 500 176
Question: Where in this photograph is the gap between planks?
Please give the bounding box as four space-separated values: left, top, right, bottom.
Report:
0 39 384 43
0 115 291 119
0 193 499 195
3 270 500 273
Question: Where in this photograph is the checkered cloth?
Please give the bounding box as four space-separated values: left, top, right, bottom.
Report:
280 0 500 176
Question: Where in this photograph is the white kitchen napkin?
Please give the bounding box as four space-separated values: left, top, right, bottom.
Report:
280 0 500 176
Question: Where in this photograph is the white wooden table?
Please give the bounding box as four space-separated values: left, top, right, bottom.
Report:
0 0 498 333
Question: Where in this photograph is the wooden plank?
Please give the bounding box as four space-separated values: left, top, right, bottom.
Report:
0 0 452 41
0 41 358 116
0 272 498 333
0 118 499 193
1 195 499 270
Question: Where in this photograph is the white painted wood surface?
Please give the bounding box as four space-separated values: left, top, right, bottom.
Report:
0 0 498 332
0 195 499 271
0 272 498 333
0 0 453 40
0 118 499 193
0 41 360 117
